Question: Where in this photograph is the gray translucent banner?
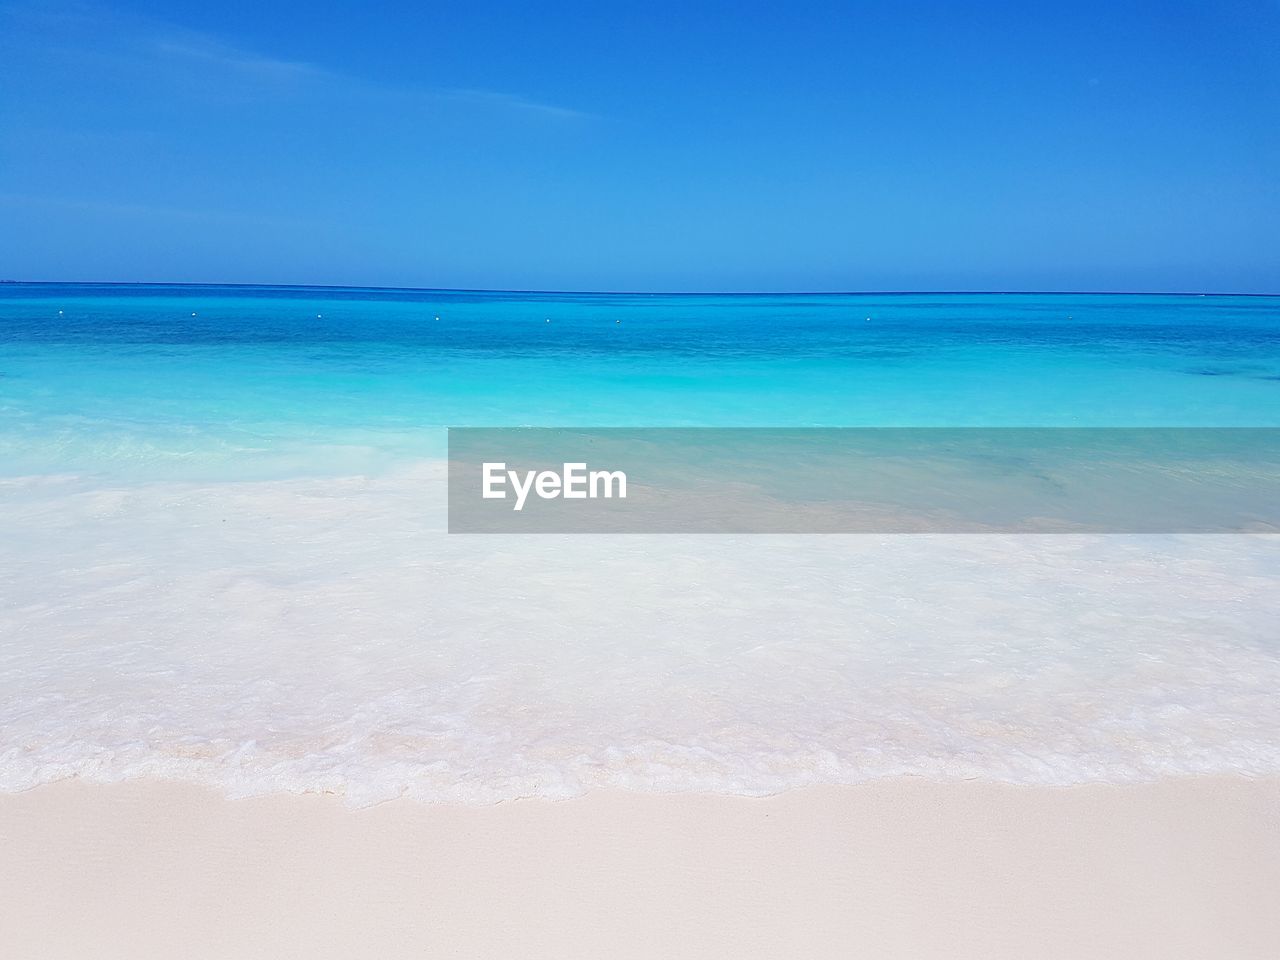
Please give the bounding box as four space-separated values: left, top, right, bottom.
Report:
447 428 1280 533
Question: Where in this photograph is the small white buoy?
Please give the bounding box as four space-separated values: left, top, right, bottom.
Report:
192 312 197 316
317 314 322 319
865 316 871 321
545 318 551 323
615 319 620 324
58 310 63 315
434 315 440 321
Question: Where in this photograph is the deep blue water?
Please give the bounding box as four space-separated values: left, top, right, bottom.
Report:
1 284 1278 479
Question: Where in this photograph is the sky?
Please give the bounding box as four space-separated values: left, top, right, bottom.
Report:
1 0 1277 292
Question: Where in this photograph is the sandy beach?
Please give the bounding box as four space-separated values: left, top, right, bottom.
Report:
4 776 1278 959
3 0 1277 953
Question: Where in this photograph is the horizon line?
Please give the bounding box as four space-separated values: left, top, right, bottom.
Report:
2 279 1278 298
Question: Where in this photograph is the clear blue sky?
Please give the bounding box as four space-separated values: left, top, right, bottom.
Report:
2 0 1277 292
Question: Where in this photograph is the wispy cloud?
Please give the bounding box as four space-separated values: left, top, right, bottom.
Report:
151 36 328 86
432 88 595 122
2 1 593 121
151 36 598 119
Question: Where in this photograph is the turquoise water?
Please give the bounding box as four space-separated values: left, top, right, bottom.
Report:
2 284 1278 479
3 284 1280 801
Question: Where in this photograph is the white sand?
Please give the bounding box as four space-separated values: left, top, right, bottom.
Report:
2 777 1278 959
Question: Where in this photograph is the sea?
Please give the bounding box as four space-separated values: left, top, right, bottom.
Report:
2 283 1278 803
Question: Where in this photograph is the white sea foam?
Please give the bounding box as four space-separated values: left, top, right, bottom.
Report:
2 464 1279 805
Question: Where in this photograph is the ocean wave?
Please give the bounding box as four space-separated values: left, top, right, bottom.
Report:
2 473 1278 806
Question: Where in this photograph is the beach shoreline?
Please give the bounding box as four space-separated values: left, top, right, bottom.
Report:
4 776 1278 959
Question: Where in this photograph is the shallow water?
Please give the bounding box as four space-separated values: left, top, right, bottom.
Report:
2 285 1278 803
